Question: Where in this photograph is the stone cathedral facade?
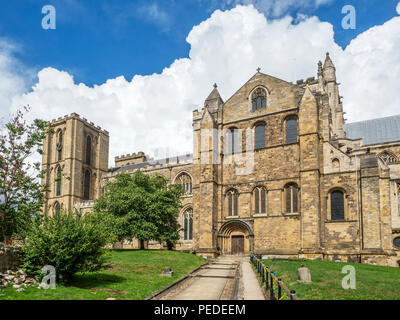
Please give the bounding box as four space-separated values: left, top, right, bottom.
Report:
42 53 400 267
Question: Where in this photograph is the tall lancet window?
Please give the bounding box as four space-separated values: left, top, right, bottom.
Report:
255 124 266 149
285 183 299 213
86 135 92 166
56 166 62 196
251 88 267 111
226 128 239 155
84 170 91 200
286 118 298 144
331 190 345 221
183 208 193 240
253 187 266 214
227 189 239 216
57 130 63 161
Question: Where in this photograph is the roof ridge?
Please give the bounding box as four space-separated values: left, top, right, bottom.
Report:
346 114 400 126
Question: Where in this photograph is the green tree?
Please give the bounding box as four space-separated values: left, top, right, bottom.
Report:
94 171 184 249
22 210 110 283
0 107 50 243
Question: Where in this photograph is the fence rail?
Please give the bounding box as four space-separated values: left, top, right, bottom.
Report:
250 254 300 300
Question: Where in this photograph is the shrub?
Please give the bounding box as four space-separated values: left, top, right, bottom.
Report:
21 211 111 283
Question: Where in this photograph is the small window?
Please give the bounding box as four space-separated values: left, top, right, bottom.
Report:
56 166 62 196
227 189 239 216
253 187 266 214
332 158 340 169
393 237 400 249
84 170 91 200
285 183 299 213
85 135 92 166
255 124 266 149
252 88 267 111
331 190 345 220
183 208 193 240
286 118 298 144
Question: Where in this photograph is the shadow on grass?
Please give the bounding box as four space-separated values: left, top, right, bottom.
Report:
69 272 126 289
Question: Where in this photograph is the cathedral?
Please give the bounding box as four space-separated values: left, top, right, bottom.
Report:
41 53 400 267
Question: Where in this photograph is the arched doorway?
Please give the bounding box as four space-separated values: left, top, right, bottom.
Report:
218 220 254 256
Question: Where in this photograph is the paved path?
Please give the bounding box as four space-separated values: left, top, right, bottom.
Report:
153 256 266 300
239 258 266 300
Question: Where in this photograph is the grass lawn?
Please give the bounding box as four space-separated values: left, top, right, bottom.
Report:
0 250 205 300
261 258 400 300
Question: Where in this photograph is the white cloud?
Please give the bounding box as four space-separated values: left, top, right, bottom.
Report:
138 3 171 31
397 1 400 15
0 39 30 122
7 5 400 165
218 0 334 18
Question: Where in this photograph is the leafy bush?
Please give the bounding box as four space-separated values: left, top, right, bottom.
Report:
21 211 111 283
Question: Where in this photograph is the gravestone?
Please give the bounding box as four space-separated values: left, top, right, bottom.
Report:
161 267 173 277
297 264 312 283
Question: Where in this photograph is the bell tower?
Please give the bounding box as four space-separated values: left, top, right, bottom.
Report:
41 113 109 216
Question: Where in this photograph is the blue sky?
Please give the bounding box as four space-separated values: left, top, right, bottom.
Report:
0 0 398 86
1 0 400 159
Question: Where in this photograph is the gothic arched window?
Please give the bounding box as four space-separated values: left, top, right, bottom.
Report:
85 135 92 166
253 187 266 214
54 202 61 215
331 190 345 220
183 208 193 240
175 173 192 195
252 88 267 111
56 166 62 196
57 130 63 161
378 151 398 165
285 183 299 213
255 124 266 149
227 189 239 216
83 170 91 200
286 118 298 144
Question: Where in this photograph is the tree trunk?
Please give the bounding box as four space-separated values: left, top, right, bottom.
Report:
1 212 6 244
139 240 145 250
167 241 174 250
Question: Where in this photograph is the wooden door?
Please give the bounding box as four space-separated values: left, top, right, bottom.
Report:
231 236 244 255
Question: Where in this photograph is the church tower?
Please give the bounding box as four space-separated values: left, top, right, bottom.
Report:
192 84 224 257
41 113 109 216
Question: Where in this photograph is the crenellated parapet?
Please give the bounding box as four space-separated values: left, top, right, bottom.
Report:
49 113 109 136
114 152 148 167
107 153 193 178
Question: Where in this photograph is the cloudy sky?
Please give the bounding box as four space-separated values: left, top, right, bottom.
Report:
0 0 400 164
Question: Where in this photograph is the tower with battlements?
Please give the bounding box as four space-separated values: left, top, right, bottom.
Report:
41 113 109 216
